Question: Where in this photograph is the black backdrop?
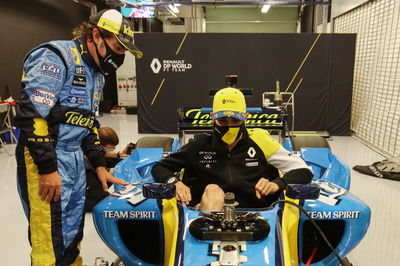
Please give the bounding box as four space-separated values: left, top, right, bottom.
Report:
135 33 356 135
0 0 88 100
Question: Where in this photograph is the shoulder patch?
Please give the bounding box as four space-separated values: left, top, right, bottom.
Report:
248 128 281 159
33 89 55 107
39 63 62 80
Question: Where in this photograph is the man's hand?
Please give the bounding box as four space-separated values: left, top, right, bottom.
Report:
255 178 279 199
120 143 135 157
96 166 129 191
175 181 191 205
39 171 61 203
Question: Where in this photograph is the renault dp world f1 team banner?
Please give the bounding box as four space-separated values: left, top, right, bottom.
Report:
134 33 356 135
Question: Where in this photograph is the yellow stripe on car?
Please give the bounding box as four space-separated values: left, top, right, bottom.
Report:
162 198 179 266
281 195 300 266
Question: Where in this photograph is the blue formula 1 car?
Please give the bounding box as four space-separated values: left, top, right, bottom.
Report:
92 135 370 266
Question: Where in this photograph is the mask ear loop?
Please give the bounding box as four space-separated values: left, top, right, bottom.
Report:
93 29 105 60
95 28 115 56
93 29 112 75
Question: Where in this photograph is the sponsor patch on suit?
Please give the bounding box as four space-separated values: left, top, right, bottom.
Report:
246 162 259 167
75 66 86 76
40 63 62 80
67 96 85 104
33 89 55 106
69 88 86 96
72 75 87 87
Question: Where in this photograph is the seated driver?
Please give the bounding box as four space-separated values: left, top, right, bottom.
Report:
151 87 313 211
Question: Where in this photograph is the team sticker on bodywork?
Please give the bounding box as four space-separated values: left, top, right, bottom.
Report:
103 210 157 219
33 89 55 107
307 210 360 219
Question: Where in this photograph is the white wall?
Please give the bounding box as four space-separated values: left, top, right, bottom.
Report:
116 52 137 106
334 0 400 157
331 0 370 18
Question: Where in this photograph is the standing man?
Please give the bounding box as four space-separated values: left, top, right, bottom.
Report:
15 9 140 265
152 87 313 211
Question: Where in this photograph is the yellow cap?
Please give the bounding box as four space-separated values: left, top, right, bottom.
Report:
212 87 246 121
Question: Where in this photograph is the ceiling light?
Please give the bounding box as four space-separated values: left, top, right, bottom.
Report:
168 4 180 14
261 5 271 13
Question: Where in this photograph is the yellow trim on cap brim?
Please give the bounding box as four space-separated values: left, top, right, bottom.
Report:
97 17 120 35
114 33 143 58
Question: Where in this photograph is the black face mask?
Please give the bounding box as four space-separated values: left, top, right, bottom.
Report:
213 123 246 145
95 37 125 76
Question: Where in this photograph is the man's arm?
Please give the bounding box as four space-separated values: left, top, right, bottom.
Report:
249 129 313 190
14 48 67 202
267 146 313 189
81 123 107 169
152 136 207 204
81 124 128 190
151 136 201 182
14 48 66 174
151 149 190 183
254 148 313 198
151 144 194 204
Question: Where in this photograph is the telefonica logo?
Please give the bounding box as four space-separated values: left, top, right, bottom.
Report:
150 58 192 74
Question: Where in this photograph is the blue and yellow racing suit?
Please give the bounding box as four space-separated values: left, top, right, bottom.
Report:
15 38 106 266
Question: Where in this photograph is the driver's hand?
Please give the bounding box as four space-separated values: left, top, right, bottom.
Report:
96 166 129 191
39 171 61 203
175 181 191 205
255 178 279 199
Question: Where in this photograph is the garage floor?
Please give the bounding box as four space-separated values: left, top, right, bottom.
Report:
1 113 399 265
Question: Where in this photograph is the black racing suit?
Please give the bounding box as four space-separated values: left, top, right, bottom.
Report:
152 128 313 208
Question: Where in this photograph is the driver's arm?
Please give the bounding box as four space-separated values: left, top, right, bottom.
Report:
151 140 195 183
250 129 313 190
267 146 313 189
151 140 198 204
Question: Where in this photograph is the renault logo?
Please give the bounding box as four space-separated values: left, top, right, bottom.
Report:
150 58 162 74
247 147 256 158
